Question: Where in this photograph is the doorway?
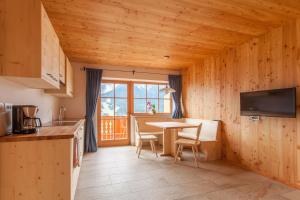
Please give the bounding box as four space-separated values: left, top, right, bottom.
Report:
97 81 130 146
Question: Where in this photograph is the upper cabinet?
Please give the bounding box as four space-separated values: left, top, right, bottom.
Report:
45 56 74 98
0 0 60 89
59 47 66 84
65 57 74 97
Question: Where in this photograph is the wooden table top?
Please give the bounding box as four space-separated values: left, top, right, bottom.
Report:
0 119 85 142
146 121 199 129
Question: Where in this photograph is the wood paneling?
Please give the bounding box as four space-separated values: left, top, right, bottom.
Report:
182 19 300 187
41 0 300 69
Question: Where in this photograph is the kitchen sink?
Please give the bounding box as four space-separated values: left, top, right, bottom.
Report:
44 120 79 127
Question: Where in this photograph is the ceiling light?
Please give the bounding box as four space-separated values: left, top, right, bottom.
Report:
159 86 176 94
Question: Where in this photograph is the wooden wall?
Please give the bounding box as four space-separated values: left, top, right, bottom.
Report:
182 19 300 187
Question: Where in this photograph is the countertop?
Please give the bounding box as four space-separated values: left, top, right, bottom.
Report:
0 119 85 142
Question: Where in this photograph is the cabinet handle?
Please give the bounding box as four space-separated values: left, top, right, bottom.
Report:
46 73 58 82
52 76 58 82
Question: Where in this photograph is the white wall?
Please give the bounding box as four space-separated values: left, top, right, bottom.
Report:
60 62 181 119
0 78 59 123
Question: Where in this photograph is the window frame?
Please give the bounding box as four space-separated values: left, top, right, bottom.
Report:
132 81 172 114
98 80 131 146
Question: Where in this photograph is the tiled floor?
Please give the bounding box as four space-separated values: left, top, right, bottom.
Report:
75 146 300 200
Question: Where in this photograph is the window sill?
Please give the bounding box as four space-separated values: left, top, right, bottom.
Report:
130 113 172 118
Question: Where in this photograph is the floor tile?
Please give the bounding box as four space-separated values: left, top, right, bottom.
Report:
281 190 300 200
75 146 299 200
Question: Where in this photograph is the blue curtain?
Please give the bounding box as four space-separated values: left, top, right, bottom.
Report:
85 68 102 152
168 75 183 118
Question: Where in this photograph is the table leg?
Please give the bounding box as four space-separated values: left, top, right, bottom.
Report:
160 128 172 156
160 128 180 158
170 129 178 157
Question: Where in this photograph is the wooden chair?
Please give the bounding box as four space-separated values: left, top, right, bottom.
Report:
135 120 161 158
174 123 202 167
178 119 221 161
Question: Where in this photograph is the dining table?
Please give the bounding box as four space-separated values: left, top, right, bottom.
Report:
145 121 199 157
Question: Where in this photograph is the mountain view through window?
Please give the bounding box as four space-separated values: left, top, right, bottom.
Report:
100 82 171 115
133 83 171 113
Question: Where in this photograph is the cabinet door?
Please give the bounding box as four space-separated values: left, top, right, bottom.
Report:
66 57 74 97
44 56 74 97
72 123 84 199
41 5 60 88
77 125 84 163
59 47 66 84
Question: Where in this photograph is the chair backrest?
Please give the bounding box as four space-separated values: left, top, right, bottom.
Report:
183 119 220 142
135 120 141 137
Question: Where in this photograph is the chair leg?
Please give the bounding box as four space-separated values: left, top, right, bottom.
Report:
180 145 184 157
195 145 201 162
151 141 155 153
152 141 158 158
178 144 182 162
192 146 199 167
149 140 154 152
174 144 181 163
136 140 141 153
138 141 143 158
192 146 196 165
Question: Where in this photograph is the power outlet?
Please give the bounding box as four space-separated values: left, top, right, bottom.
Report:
0 103 12 135
0 103 4 112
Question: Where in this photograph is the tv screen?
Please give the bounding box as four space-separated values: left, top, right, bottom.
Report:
240 87 296 118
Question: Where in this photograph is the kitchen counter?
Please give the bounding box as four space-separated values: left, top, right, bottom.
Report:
0 119 85 200
0 119 85 142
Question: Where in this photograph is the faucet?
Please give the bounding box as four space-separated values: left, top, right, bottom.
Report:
58 106 66 122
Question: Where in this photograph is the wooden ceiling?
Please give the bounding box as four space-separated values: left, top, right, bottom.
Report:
42 0 300 69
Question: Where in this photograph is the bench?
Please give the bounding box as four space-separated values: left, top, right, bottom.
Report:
178 119 221 161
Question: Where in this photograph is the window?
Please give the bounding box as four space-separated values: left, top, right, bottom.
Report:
133 83 171 113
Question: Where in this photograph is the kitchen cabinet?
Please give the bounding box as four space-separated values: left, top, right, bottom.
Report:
66 57 74 97
71 124 84 198
45 56 74 97
0 0 60 89
0 120 85 200
59 46 66 84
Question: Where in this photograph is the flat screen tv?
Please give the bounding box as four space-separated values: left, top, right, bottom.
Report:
240 87 296 118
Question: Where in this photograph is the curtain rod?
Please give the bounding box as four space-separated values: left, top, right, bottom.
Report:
80 67 173 76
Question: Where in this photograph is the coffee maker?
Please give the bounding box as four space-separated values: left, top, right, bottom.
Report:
12 105 42 134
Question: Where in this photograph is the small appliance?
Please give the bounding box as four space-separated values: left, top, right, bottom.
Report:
0 103 12 136
12 105 42 134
